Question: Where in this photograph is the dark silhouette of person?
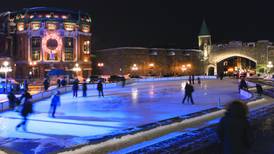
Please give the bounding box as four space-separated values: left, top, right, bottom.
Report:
197 77 201 85
49 91 61 118
72 78 79 97
239 78 248 92
97 80 104 97
24 80 28 91
61 78 67 87
57 79 61 88
256 83 263 96
16 92 33 131
192 75 195 84
182 82 194 104
43 79 50 91
217 100 251 154
220 72 224 80
82 79 87 97
188 76 192 84
122 77 126 88
7 90 16 109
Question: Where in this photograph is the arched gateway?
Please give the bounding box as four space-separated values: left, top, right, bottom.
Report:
198 20 273 76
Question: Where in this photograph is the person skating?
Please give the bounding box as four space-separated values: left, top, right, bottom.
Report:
43 79 50 91
7 90 16 110
72 78 79 97
182 82 194 104
24 80 28 91
188 76 192 84
49 91 61 118
192 75 195 84
97 80 104 97
217 100 252 154
16 92 32 131
197 77 201 85
239 78 248 92
61 78 67 87
122 77 126 88
82 79 87 97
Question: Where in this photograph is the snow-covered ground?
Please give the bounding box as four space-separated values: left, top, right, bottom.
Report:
0 79 245 153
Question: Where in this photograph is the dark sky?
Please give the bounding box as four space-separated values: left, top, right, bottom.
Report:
1 0 274 49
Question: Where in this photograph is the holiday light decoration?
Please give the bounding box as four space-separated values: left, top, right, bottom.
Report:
42 32 63 55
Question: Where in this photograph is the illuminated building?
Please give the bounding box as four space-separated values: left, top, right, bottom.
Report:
0 7 92 79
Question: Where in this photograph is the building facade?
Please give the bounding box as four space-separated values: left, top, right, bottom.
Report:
0 7 92 80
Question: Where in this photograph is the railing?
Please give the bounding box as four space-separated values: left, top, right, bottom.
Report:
135 76 217 82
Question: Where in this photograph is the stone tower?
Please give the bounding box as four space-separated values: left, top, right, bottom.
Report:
198 20 211 60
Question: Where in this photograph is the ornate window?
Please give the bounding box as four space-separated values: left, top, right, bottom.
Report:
64 37 74 61
31 37 41 61
47 22 57 30
64 23 75 31
31 22 40 30
83 41 90 54
82 24 90 33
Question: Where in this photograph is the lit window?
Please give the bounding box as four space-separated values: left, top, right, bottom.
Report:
64 23 75 31
83 41 90 54
30 15 34 19
46 14 51 18
82 24 90 33
17 22 24 31
47 23 57 30
31 22 40 30
54 15 59 18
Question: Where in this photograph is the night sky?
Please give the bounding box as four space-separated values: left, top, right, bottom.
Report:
1 0 274 49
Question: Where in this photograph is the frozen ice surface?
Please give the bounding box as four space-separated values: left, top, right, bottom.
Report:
0 79 244 153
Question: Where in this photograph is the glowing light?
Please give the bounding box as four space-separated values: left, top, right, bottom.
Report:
31 22 40 30
149 63 154 67
42 32 63 54
131 64 138 71
186 64 191 68
46 14 51 18
228 68 234 72
72 63 81 72
64 23 75 31
97 63 104 67
181 65 187 71
61 15 68 19
47 23 57 30
17 22 24 31
3 61 9 67
267 61 273 68
82 24 90 33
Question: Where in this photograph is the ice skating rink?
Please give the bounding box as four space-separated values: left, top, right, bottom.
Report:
0 79 245 153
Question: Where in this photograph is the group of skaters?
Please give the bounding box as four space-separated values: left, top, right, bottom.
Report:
182 75 201 105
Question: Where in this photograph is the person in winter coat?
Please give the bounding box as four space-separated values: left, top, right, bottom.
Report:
217 100 251 154
61 78 67 87
197 77 201 85
82 79 87 97
182 82 194 104
72 78 79 97
49 91 61 118
16 92 32 131
97 80 104 97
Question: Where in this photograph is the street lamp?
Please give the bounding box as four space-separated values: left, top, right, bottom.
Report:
72 63 81 76
131 64 138 71
0 61 12 93
267 61 273 74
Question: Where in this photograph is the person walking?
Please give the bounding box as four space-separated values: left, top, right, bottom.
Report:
217 100 251 154
72 78 79 97
97 80 104 97
16 92 32 131
43 79 50 91
182 82 194 104
49 91 61 118
82 79 87 97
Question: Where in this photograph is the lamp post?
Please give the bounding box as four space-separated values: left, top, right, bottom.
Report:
97 62 104 75
0 61 12 93
267 61 273 76
72 63 81 77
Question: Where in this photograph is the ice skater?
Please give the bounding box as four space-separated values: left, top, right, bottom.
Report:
72 78 79 97
49 91 61 118
43 79 50 91
82 79 87 97
97 80 104 97
182 82 194 104
16 92 32 131
197 77 201 85
192 75 195 84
